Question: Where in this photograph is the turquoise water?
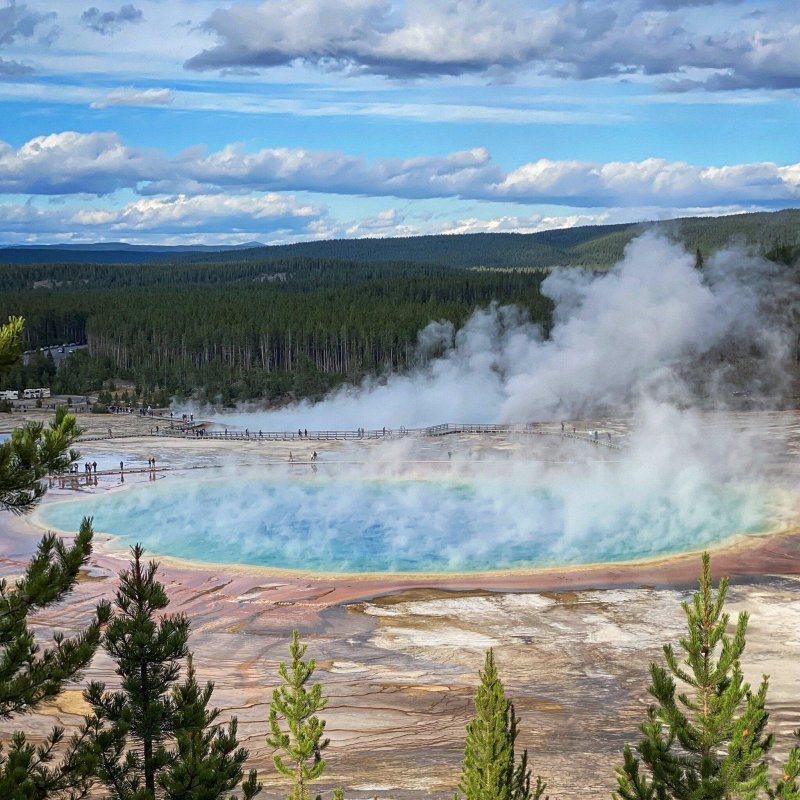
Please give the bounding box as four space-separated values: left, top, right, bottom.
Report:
38 477 769 574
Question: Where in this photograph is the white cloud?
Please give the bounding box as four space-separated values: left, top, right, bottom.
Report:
90 86 174 107
0 192 324 241
0 130 162 195
0 53 31 73
0 0 58 73
1 131 798 210
494 157 800 206
344 207 613 237
73 192 319 231
436 211 610 235
0 192 785 246
0 0 796 95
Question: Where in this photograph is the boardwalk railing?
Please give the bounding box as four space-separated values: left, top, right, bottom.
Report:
151 427 405 442
421 422 621 449
75 421 621 450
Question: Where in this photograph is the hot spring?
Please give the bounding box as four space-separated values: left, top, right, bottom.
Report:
37 473 772 574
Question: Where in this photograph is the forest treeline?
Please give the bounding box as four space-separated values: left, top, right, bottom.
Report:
0 261 552 405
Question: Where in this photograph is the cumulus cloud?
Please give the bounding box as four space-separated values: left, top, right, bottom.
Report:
436 211 610 235
343 207 613 238
1 131 798 210
0 192 324 240
184 0 613 77
494 157 800 206
182 0 800 91
73 192 320 232
91 86 174 108
81 3 142 35
0 131 162 194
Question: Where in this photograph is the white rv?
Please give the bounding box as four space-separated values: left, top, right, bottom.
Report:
0 390 18 401
23 388 50 399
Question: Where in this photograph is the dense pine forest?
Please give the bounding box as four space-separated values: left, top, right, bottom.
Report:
1 209 798 406
0 259 552 405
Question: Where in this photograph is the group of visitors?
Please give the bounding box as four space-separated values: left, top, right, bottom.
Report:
560 421 612 443
67 461 97 475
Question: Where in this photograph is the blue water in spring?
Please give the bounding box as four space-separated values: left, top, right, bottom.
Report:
38 477 769 574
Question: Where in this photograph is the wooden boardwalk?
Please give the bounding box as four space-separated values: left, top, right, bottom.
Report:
77 421 622 450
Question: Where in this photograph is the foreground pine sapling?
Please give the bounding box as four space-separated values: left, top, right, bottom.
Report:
83 544 259 800
614 552 774 800
0 313 97 797
158 655 261 800
267 630 341 800
0 516 111 798
456 648 546 800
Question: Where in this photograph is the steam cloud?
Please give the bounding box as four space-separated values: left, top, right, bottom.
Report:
216 232 796 431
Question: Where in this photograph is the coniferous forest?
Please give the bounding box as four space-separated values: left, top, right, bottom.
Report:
0 258 553 405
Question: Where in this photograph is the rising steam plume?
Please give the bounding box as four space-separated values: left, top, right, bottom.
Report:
215 232 798 432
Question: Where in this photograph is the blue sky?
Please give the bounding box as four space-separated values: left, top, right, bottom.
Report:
0 0 798 244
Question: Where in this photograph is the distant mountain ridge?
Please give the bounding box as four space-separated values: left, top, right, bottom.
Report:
1 241 264 251
0 241 265 265
0 209 798 268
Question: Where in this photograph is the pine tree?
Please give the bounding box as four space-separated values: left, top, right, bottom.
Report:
456 648 546 800
614 553 774 800
83 544 258 800
0 516 111 798
0 316 81 514
0 315 106 797
158 656 261 800
267 630 339 800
